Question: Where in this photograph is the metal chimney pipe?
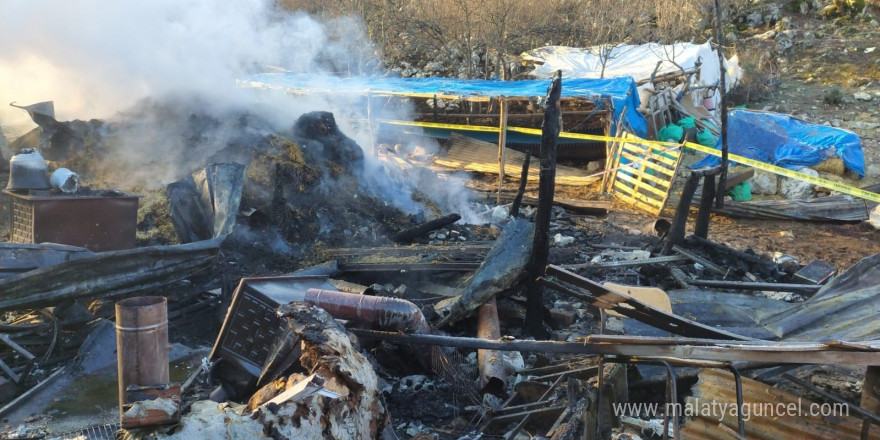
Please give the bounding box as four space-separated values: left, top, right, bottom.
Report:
116 296 169 423
303 288 431 334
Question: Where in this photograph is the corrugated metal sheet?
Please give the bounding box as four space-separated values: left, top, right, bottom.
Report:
680 369 880 439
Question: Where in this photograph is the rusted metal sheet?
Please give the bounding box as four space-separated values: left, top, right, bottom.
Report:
5 190 139 251
680 369 880 439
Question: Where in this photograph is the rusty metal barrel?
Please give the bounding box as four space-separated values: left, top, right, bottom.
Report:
116 296 169 421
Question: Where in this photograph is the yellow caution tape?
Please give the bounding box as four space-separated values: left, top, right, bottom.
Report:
682 141 880 204
376 119 880 204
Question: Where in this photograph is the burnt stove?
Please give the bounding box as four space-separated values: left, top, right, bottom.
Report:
4 189 139 252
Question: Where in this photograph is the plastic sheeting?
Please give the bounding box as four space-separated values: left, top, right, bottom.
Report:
520 42 743 109
240 73 648 138
692 110 865 178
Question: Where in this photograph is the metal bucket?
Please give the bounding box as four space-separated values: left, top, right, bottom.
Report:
644 218 672 236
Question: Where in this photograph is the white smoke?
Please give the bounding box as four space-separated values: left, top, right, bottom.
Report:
0 0 342 122
0 0 479 223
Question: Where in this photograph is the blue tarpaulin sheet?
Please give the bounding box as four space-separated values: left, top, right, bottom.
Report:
240 73 648 138
692 109 865 178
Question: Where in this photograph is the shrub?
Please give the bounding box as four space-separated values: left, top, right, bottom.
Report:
823 87 844 104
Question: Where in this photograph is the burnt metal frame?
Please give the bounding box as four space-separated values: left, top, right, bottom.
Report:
0 333 36 384
593 306 746 440
592 356 746 440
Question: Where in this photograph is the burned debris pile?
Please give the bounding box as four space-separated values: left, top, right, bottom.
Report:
1 87 880 440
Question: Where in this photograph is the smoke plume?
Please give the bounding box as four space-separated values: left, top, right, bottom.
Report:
0 0 478 222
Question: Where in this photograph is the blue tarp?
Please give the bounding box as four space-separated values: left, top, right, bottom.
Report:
692 110 865 178
241 73 648 139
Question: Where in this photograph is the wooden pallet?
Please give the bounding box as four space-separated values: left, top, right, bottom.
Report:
607 132 684 215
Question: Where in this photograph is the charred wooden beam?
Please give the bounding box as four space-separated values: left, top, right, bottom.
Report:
526 70 563 337
0 240 220 312
562 255 687 270
435 219 534 327
672 245 727 276
350 330 880 365
326 244 493 258
694 173 716 238
664 172 701 255
509 151 531 217
663 166 721 255
391 213 461 243
676 278 822 294
862 366 880 422
488 191 610 216
0 334 35 384
338 262 481 272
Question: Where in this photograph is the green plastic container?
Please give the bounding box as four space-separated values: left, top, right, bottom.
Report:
728 181 752 202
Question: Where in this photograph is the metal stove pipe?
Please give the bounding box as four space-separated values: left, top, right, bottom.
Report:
303 288 431 334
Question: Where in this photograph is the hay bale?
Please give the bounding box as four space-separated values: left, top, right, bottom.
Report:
810 157 846 176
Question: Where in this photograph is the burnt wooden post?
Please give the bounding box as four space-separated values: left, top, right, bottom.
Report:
694 172 717 239
497 99 509 204
526 71 562 337
713 0 729 208
392 213 461 243
509 152 531 217
663 166 720 255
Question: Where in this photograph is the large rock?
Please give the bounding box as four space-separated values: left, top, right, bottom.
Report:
776 30 796 53
802 32 817 48
780 168 819 199
749 170 779 195
746 10 764 28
